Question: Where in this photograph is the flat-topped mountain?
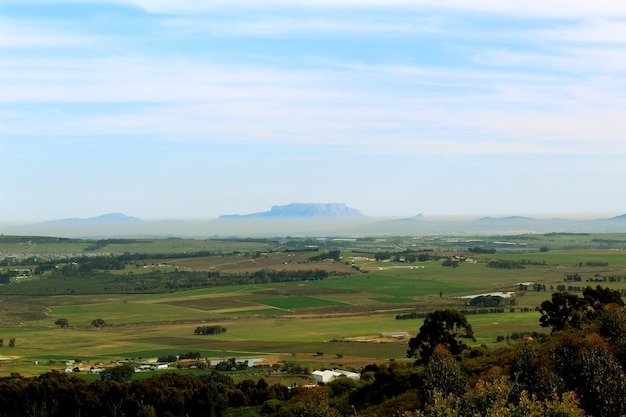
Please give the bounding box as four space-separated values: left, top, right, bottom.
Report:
218 203 363 219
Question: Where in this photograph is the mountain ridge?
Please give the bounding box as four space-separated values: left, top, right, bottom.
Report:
37 212 145 226
4 209 626 238
218 203 363 219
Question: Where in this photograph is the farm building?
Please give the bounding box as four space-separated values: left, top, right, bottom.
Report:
312 369 360 384
138 362 169 370
379 331 409 339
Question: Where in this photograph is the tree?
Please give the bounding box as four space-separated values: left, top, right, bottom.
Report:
55 318 69 328
91 319 106 329
550 332 626 417
509 340 564 402
157 355 178 363
101 364 135 382
285 386 342 417
540 287 624 333
597 307 626 368
583 285 624 317
407 309 475 365
441 259 459 268
576 336 626 417
413 375 585 417
137 405 157 417
422 345 465 402
539 292 589 333
194 325 227 335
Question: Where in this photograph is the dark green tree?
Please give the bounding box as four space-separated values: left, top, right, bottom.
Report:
101 364 135 382
407 309 475 365
91 318 106 329
583 285 624 318
55 318 69 328
539 292 589 333
540 287 624 333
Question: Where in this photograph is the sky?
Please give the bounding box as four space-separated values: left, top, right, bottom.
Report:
2 1 626 223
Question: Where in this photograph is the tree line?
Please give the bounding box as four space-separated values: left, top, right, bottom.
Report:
308 250 341 262
1 267 334 296
194 326 227 335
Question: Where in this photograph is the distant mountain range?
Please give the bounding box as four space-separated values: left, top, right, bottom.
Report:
219 203 363 219
38 212 145 226
3 205 626 238
355 213 626 235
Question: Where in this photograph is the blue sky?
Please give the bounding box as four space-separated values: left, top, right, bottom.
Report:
2 1 626 222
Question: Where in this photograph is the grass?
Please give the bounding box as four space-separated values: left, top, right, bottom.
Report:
464 311 545 344
3 233 626 376
48 301 214 326
252 296 350 310
490 250 626 269
307 269 484 298
218 309 286 317
370 297 415 304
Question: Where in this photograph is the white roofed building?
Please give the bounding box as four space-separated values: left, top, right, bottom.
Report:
312 369 360 384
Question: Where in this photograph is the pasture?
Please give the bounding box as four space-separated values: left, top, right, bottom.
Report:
1 233 626 377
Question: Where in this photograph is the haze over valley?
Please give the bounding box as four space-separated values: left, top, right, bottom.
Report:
3 204 626 238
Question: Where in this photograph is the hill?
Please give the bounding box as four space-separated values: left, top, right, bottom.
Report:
38 213 144 226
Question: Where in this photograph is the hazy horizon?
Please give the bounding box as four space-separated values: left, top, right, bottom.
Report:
3 207 626 241
2 207 625 227
2 1 625 222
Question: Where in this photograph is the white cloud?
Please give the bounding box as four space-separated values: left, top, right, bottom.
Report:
2 51 626 157
0 18 90 48
3 1 626 159
536 19 626 43
122 0 626 18
164 15 443 36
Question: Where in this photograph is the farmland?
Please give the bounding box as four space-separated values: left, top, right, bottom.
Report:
1 233 626 377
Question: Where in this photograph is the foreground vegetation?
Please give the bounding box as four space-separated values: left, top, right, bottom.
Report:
1 233 626 415
1 287 625 417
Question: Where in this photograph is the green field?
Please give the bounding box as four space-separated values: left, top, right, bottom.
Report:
1 233 626 376
253 296 350 310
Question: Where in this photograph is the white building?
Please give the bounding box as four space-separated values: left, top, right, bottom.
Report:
312 369 360 384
